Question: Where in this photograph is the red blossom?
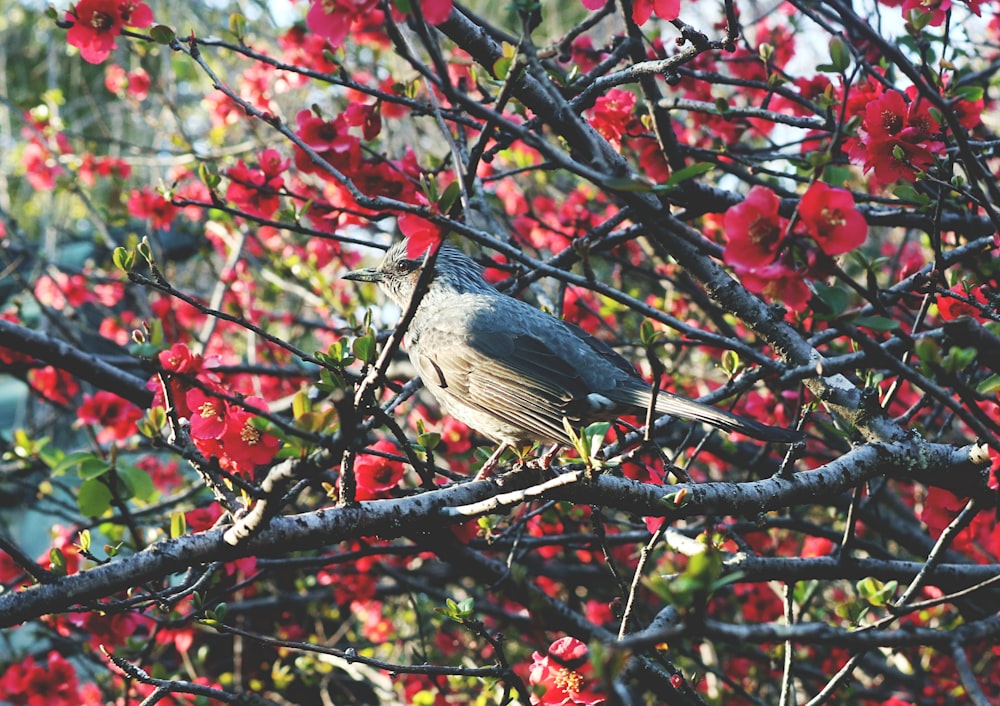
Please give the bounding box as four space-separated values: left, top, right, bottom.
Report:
528 637 605 705
588 88 639 150
630 0 680 25
34 271 93 310
351 439 405 500
848 88 943 186
186 387 228 440
218 396 280 469
400 214 444 258
128 187 178 230
937 282 989 321
77 390 142 443
0 651 81 706
798 181 868 256
226 155 285 220
901 0 953 26
293 108 362 175
28 366 79 406
723 186 787 269
732 259 811 312
306 0 379 48
65 0 153 64
22 141 63 190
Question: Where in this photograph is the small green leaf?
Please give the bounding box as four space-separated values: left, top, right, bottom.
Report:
438 180 461 214
665 162 714 187
149 25 176 45
78 529 91 553
49 548 67 576
853 315 900 332
977 374 1000 395
812 282 849 317
170 511 187 539
78 457 112 481
828 36 851 73
952 85 984 103
78 479 113 517
352 333 376 364
229 12 247 40
417 431 441 452
119 465 156 502
112 247 134 273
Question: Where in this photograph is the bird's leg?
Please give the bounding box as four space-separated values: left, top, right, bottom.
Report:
473 442 510 480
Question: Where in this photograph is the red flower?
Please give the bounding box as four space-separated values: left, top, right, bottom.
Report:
732 260 811 312
306 0 379 48
528 637 605 705
22 142 63 191
226 156 284 220
351 439 405 500
78 390 142 443
293 108 362 175
0 651 80 706
937 282 989 321
630 0 680 25
186 387 227 440
28 366 79 406
848 88 943 186
128 187 178 230
588 88 638 150
723 186 787 269
218 396 280 469
798 182 868 256
65 0 153 64
400 214 443 259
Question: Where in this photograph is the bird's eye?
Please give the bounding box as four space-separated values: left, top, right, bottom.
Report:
395 259 415 274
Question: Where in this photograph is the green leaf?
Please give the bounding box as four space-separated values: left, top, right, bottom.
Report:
664 162 714 187
812 281 849 317
78 529 91 553
78 479 113 517
49 548 67 576
119 465 156 502
438 180 462 214
853 315 900 332
78 457 112 481
112 247 134 273
352 333 376 364
228 12 247 40
47 451 99 476
170 511 187 539
857 577 897 606
149 25 176 45
977 374 1000 396
952 85 984 103
828 36 851 73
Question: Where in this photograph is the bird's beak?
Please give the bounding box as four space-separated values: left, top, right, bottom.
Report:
342 266 382 283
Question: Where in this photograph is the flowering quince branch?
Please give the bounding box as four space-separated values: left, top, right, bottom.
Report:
5 0 1000 701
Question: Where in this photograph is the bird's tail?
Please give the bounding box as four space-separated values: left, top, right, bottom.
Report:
650 389 803 444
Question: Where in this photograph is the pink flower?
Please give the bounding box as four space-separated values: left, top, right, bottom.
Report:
78 390 142 443
723 186 787 269
306 0 379 48
65 0 153 64
528 637 605 705
351 439 405 500
630 0 680 25
798 182 868 255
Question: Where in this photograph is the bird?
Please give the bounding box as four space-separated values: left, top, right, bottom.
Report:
343 240 802 477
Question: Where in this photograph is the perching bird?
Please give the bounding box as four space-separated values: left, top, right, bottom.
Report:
343 241 801 476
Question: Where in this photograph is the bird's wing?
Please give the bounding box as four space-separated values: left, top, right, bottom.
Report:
413 324 599 446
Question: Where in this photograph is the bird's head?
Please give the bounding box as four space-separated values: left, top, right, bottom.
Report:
342 240 496 309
